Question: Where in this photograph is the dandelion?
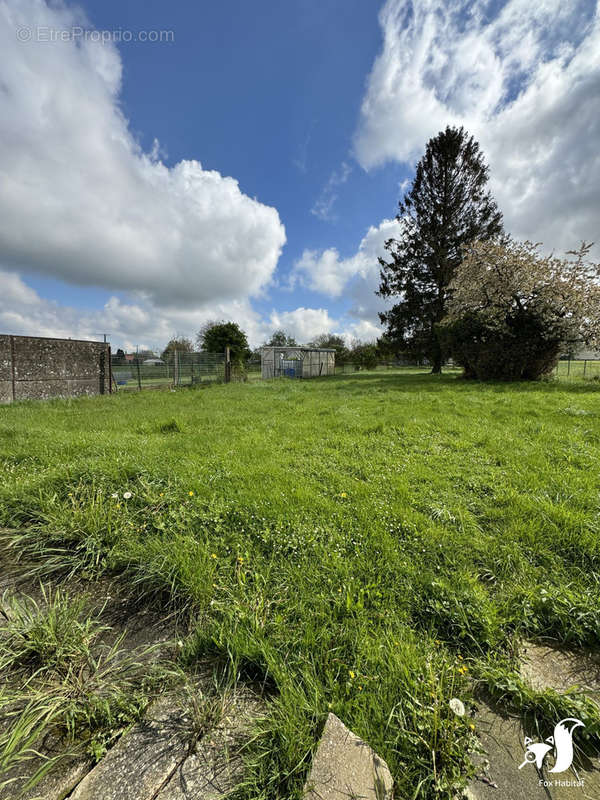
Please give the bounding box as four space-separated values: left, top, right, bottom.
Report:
123 491 132 500
449 698 465 717
469 723 475 731
159 492 164 497
340 492 348 498
189 491 194 496
349 670 355 679
237 556 244 564
211 553 217 559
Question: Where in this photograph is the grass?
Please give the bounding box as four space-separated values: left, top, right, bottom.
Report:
0 585 173 795
1 369 599 797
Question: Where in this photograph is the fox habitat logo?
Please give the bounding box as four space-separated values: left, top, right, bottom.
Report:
519 717 584 785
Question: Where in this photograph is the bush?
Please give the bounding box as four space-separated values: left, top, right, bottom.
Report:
441 239 600 381
440 311 562 380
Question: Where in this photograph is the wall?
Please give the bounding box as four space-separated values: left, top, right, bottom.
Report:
0 335 111 404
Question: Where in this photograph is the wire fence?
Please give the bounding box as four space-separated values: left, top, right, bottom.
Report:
110 353 600 392
111 352 261 391
554 358 600 381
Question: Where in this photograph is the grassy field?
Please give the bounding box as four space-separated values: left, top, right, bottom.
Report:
1 369 600 797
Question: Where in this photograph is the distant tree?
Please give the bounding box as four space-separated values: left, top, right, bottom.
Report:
112 348 126 365
197 321 251 362
161 336 194 362
348 340 378 370
264 329 297 347
378 126 503 373
440 240 600 380
308 333 350 363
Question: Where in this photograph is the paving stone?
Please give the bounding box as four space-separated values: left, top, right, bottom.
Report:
519 641 600 698
67 697 190 800
467 702 600 800
156 693 263 800
303 713 393 800
0 754 90 800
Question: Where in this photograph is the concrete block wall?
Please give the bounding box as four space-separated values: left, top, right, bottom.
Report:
0 335 111 404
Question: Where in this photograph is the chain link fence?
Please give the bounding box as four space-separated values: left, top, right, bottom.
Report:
111 352 262 391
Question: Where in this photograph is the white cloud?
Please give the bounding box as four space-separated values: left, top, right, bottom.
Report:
266 307 339 343
290 219 398 343
311 162 352 221
0 0 286 307
293 219 397 297
354 0 600 253
0 268 352 350
0 269 268 352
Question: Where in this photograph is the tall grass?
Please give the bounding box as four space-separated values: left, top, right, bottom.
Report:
1 370 599 797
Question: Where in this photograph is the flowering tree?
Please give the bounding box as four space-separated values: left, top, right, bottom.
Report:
440 239 600 380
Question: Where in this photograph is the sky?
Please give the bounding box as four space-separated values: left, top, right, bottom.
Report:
0 0 598 352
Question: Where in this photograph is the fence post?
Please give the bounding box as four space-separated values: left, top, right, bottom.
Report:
9 335 16 403
567 356 571 376
136 346 142 391
225 347 231 383
173 348 179 387
584 359 587 377
99 348 105 395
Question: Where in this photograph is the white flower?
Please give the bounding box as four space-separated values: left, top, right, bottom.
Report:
449 698 465 717
123 491 132 500
111 492 119 499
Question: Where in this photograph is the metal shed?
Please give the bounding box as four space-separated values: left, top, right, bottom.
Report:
260 346 336 379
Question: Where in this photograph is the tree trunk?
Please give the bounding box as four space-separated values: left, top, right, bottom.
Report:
430 337 443 374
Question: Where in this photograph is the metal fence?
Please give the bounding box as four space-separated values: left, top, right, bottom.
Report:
111 352 262 391
110 354 599 392
554 358 600 380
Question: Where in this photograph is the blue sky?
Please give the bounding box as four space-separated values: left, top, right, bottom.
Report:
0 0 598 351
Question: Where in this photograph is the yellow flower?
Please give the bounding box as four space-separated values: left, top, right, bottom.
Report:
340 492 348 498
237 556 244 564
469 723 475 731
211 553 217 559
349 670 355 679
189 491 194 496
159 492 164 497
358 685 363 691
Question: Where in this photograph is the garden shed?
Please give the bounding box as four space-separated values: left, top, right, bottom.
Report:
261 346 335 379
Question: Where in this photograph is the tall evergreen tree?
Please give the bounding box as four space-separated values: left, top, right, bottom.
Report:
377 126 503 373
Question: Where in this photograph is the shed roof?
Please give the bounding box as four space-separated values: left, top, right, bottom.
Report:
260 346 337 352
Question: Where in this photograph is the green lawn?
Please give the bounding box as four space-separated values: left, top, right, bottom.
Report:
1 370 599 797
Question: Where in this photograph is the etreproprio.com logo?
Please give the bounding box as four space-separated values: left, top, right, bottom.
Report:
16 26 175 44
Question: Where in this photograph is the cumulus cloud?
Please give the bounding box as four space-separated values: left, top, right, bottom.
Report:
293 219 397 297
354 0 600 253
0 0 286 307
266 307 339 343
290 220 398 342
0 267 351 350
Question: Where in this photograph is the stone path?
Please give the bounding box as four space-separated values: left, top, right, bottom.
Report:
68 689 263 800
0 566 264 800
467 641 600 800
303 713 393 800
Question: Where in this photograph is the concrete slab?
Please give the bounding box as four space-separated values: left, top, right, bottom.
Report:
68 696 190 800
303 713 393 800
156 693 263 800
467 702 600 800
519 642 600 699
0 754 90 800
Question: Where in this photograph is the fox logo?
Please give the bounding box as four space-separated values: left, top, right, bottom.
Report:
518 718 584 773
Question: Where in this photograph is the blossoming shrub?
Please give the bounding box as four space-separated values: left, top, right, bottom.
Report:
440 240 600 380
